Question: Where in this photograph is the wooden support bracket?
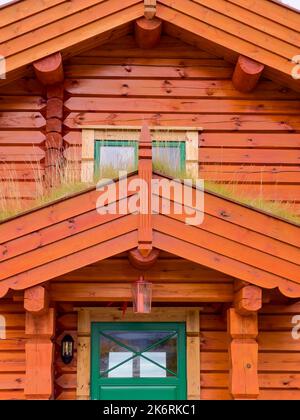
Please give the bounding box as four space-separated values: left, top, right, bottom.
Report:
232 55 264 93
135 17 162 49
24 285 49 315
33 52 64 86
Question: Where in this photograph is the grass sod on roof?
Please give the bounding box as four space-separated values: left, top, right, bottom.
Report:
0 154 299 225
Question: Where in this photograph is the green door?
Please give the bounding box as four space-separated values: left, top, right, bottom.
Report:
91 322 187 400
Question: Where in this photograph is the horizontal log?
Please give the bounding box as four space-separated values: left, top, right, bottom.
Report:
83 35 213 58
65 64 232 79
199 165 300 184
64 78 299 99
201 331 300 351
0 131 45 146
0 96 46 111
199 133 300 148
0 352 25 372
0 146 45 162
56 258 232 283
50 282 233 302
0 78 44 95
200 148 300 165
0 112 45 128
64 97 300 114
63 112 300 131
0 374 25 390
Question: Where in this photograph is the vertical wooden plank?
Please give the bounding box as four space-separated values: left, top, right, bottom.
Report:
138 123 153 257
77 309 91 400
81 129 95 183
186 131 199 179
25 308 55 400
186 309 201 400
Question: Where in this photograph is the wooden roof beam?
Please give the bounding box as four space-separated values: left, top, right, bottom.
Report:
33 52 64 86
135 17 162 49
232 55 264 93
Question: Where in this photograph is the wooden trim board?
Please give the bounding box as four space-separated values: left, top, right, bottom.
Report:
75 307 201 400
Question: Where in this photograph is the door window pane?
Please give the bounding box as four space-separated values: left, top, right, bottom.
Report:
99 330 178 378
140 352 167 378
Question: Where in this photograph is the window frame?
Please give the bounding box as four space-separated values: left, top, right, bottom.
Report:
81 126 201 182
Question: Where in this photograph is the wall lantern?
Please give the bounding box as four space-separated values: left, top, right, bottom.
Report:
132 275 152 314
61 334 74 365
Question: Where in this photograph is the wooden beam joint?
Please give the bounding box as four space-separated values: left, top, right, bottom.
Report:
232 55 264 93
135 17 162 49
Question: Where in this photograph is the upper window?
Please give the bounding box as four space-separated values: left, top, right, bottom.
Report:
81 127 200 182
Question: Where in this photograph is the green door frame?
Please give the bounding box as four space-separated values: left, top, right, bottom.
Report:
91 322 187 400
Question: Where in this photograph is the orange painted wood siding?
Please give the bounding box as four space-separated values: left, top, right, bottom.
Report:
63 35 300 214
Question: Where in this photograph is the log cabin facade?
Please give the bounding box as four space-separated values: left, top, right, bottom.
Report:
0 0 300 400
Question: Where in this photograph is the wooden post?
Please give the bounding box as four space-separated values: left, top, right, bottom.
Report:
77 309 91 400
135 17 162 49
25 308 55 400
228 306 259 399
186 310 201 400
138 123 153 257
232 55 264 93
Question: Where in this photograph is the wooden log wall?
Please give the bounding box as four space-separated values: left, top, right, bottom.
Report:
0 73 46 211
63 35 300 215
0 254 300 400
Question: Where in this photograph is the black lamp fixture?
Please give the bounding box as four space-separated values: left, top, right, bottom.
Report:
61 334 74 365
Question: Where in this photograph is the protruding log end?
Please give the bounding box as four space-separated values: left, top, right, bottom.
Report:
135 17 162 49
234 284 262 316
129 248 159 270
232 55 264 93
33 52 64 86
24 285 49 315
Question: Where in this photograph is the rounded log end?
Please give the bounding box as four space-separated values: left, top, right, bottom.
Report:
128 248 160 270
135 17 162 49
